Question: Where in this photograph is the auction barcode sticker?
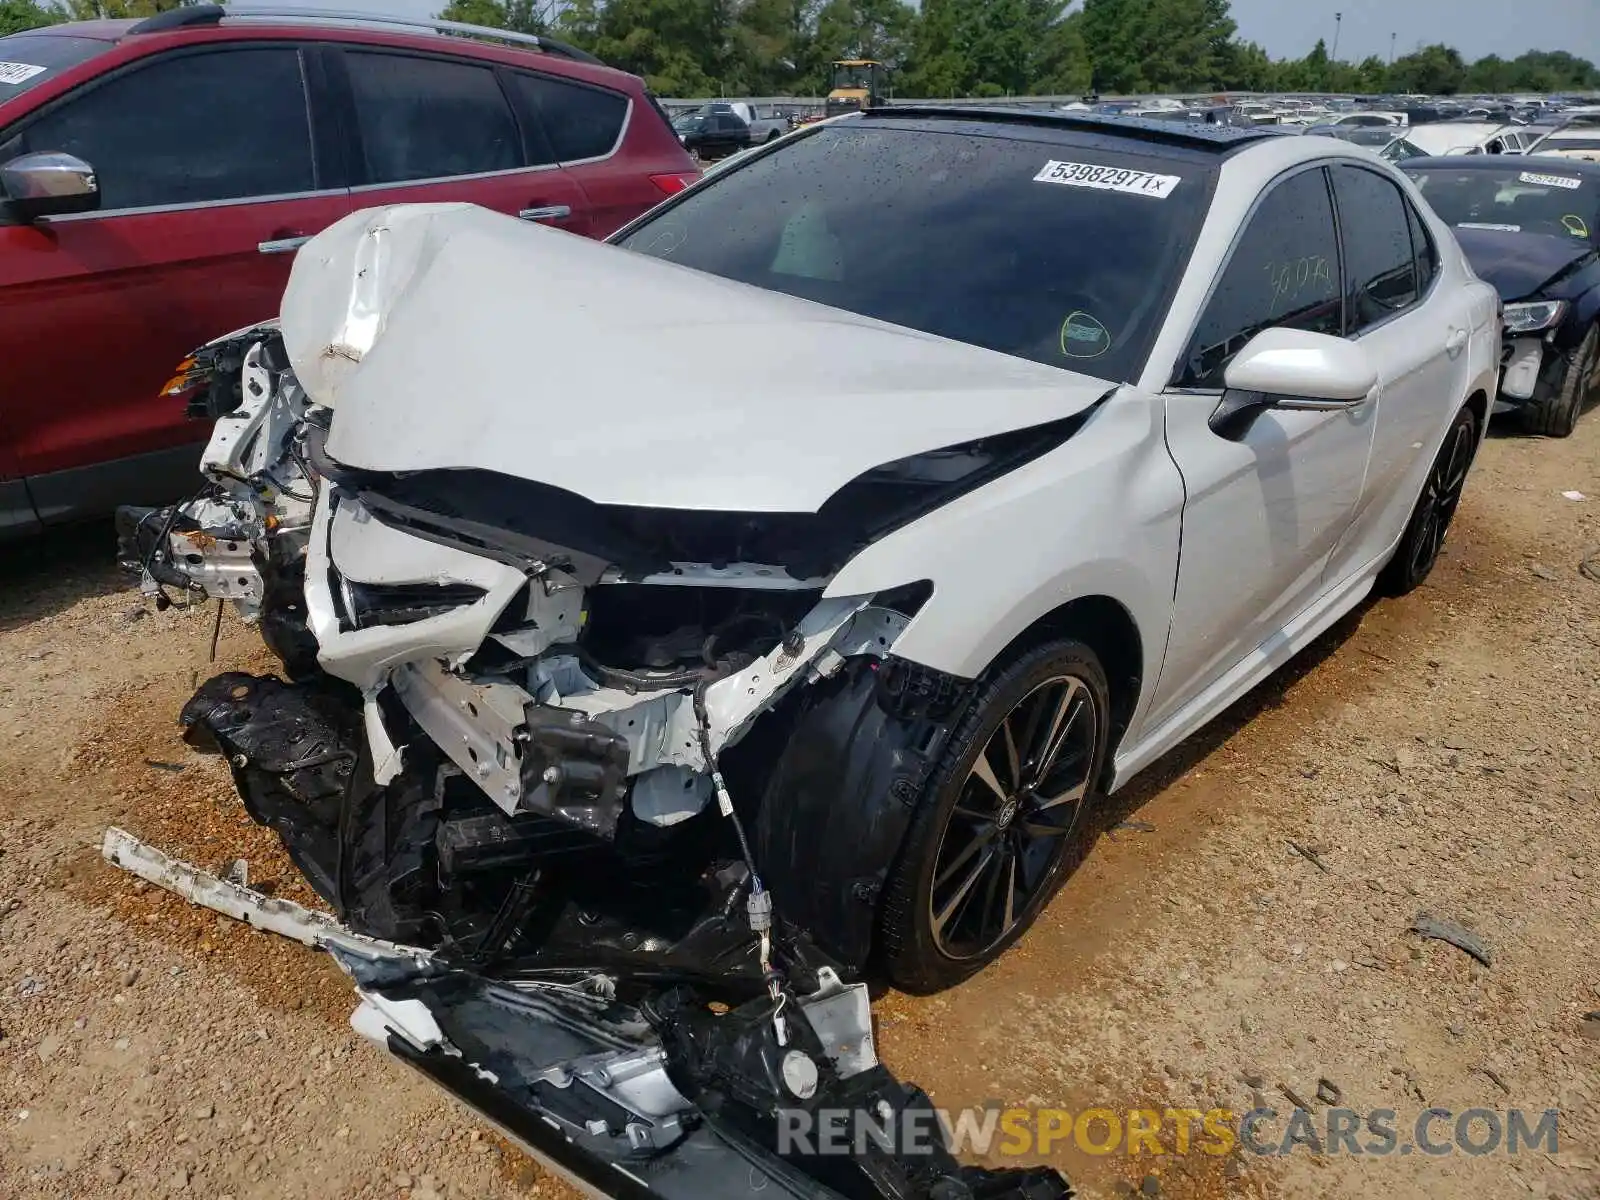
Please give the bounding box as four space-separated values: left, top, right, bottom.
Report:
0 62 46 87
1519 171 1581 190
1034 160 1181 198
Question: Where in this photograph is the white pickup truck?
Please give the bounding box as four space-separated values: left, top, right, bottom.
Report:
701 100 792 143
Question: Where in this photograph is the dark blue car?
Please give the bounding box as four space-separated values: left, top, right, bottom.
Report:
1406 155 1600 436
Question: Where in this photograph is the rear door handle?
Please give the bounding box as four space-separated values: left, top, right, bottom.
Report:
258 235 311 255
1445 328 1468 358
518 204 572 223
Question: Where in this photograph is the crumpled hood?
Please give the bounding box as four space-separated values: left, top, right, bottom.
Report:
280 203 1113 513
1451 225 1597 301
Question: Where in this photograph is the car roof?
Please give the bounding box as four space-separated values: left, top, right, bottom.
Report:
860 105 1283 157
1404 155 1600 176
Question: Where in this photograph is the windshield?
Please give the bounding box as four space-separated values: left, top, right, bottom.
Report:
1383 139 1425 162
1539 137 1600 152
831 64 876 90
672 115 704 133
617 122 1214 383
1406 164 1600 242
1346 127 1398 146
0 33 109 108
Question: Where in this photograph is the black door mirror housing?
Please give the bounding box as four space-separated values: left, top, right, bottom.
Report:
1 151 101 222
1208 389 1275 440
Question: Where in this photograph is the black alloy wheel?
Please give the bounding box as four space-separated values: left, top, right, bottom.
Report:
1380 404 1478 596
880 639 1111 993
1521 322 1598 438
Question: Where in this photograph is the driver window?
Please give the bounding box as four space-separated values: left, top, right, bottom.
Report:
13 47 314 211
1178 167 1342 388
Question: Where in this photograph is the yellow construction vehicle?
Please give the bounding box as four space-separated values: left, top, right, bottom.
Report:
824 59 889 116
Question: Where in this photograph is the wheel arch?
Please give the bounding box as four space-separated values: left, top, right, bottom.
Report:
977 593 1144 772
1565 288 1600 349
1462 386 1489 432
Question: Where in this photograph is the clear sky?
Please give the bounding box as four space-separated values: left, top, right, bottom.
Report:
267 0 1600 67
1228 0 1600 66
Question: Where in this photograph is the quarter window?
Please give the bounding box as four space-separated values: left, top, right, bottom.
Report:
12 47 313 210
507 72 626 162
1180 168 1342 387
344 51 519 184
1330 165 1419 332
1406 200 1438 296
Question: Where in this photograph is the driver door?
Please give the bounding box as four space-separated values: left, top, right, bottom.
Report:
1147 165 1376 731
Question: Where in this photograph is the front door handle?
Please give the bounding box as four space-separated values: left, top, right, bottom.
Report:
258 235 311 255
518 204 572 223
1445 328 1468 358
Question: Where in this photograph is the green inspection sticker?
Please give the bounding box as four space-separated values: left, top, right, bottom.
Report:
1060 311 1111 359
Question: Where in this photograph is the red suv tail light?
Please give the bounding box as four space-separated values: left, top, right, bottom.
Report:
649 171 700 196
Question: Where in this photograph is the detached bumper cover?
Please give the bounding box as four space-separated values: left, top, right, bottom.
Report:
103 829 1070 1200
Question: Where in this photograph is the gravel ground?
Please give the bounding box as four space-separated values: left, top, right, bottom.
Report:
1 413 1597 1200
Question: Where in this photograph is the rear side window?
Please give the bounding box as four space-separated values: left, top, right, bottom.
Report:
345 51 518 184
507 71 626 162
619 123 1214 384
1180 167 1342 387
8 47 313 209
1406 201 1437 295
1330 165 1419 332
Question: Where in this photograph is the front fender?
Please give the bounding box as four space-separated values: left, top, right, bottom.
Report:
824 391 1182 702
1562 284 1600 351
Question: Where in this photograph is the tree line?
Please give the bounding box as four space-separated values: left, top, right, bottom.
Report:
5 0 1598 100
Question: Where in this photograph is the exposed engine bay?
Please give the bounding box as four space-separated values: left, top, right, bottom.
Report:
118 310 1077 1198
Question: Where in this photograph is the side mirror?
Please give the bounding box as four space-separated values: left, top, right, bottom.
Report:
1211 327 1377 440
0 151 100 221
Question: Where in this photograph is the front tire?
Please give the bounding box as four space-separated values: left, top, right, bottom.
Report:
879 639 1111 993
1520 323 1597 438
1379 403 1478 596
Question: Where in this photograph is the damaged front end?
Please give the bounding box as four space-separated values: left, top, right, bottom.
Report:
165 472 1066 1199
116 322 322 676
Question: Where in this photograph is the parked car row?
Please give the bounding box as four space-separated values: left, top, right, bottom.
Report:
0 4 699 540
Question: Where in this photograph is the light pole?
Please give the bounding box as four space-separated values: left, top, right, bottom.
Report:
1332 11 1342 61
1390 32 1397 65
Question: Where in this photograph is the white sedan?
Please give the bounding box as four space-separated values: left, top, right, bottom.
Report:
199 105 1503 987
160 106 1502 1199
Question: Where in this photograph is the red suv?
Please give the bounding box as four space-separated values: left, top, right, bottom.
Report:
0 6 697 539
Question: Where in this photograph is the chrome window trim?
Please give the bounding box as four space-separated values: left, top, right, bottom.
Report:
347 161 563 193
41 186 348 223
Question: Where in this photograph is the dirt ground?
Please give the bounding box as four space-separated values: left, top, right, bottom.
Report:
1 413 1597 1200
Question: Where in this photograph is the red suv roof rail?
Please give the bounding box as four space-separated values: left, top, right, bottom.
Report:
128 4 228 32
128 3 605 67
